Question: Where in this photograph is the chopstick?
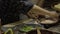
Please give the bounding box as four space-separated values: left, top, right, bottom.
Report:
34 19 41 34
36 26 41 34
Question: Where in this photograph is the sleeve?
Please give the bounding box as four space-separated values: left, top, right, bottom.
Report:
20 1 33 14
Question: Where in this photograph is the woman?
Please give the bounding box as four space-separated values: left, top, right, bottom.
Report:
0 0 58 25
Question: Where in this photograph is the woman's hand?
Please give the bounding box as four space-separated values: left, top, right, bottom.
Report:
27 5 59 24
27 5 59 19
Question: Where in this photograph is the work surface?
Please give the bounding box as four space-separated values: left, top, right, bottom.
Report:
1 19 60 33
47 23 60 33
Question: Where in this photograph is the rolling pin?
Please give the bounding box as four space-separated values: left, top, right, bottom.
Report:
27 5 59 19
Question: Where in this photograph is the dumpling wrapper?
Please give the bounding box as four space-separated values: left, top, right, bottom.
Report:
54 3 60 11
54 4 60 9
40 20 56 24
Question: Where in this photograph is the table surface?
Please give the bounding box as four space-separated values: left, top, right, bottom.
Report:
2 19 60 33
47 23 60 33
